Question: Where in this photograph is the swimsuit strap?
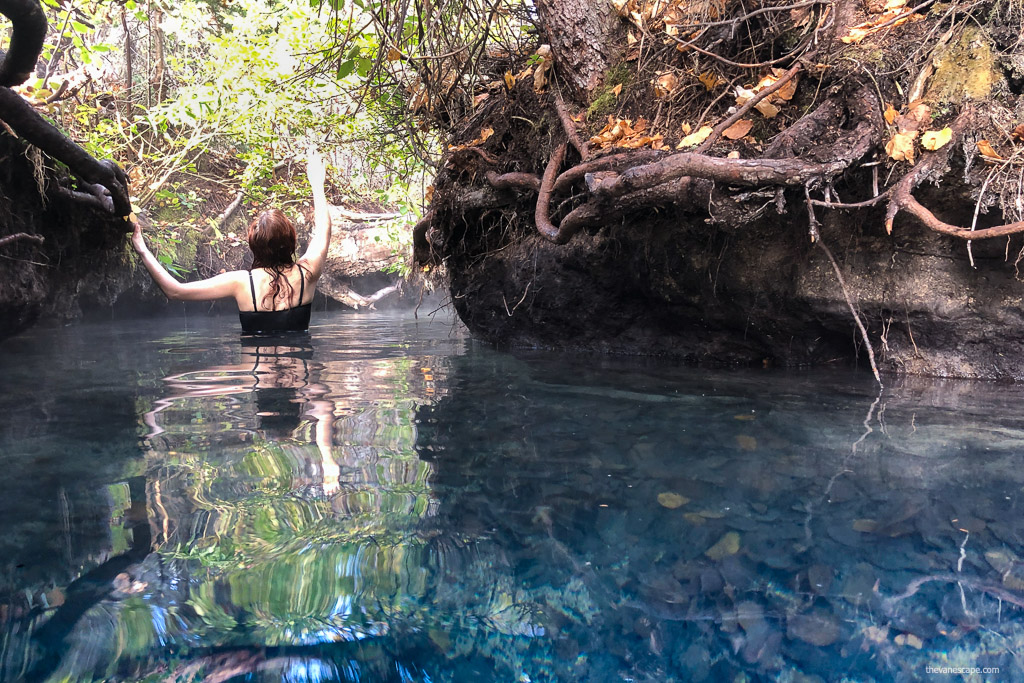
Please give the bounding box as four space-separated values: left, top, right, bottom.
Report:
297 263 306 304
248 270 258 310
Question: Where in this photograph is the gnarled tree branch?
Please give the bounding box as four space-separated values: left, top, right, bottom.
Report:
0 0 131 216
0 0 47 87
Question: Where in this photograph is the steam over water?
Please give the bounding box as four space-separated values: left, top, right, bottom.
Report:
1 310 1022 681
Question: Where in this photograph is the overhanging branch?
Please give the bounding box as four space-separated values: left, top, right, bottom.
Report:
0 0 47 87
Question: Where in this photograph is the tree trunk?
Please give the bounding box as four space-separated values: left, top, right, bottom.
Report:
534 0 623 99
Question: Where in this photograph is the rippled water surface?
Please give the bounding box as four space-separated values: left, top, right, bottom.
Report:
2 310 1024 681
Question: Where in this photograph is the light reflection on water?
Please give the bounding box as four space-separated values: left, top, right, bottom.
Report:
2 311 1024 681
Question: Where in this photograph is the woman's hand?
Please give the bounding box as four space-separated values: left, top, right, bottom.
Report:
130 218 147 255
306 148 326 190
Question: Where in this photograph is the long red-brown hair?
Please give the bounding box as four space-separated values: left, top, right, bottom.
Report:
247 209 298 309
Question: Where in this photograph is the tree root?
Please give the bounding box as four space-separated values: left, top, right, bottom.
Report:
553 86 588 161
880 105 1024 240
535 142 567 241
881 573 1024 613
0 232 45 248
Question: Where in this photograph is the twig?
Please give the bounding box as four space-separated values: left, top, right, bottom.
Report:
0 232 45 248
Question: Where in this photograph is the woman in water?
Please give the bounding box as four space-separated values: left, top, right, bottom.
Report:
132 150 331 334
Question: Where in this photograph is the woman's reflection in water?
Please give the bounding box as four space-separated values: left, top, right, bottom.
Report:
144 332 340 496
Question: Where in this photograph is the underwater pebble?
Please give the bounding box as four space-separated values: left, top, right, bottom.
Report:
806 564 833 595
787 611 841 647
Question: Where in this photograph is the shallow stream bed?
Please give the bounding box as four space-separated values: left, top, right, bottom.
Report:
0 310 1021 681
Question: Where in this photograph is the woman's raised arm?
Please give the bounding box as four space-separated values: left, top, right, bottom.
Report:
132 220 244 302
298 149 332 279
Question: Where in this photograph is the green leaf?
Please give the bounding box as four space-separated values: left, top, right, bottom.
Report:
336 59 355 79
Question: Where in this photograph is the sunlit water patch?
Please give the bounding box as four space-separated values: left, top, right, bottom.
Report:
1 311 1023 681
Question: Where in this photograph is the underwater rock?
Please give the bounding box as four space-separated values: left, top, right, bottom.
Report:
786 611 841 647
838 563 878 605
676 642 712 681
806 564 834 596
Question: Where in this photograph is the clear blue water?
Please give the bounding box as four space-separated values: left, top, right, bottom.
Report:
1 310 1023 681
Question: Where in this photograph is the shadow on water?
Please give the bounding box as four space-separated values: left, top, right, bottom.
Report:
2 312 1024 680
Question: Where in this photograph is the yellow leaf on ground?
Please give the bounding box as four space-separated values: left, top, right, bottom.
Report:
698 71 724 91
755 100 780 118
884 103 898 125
677 125 713 148
921 127 952 150
885 130 918 163
727 150 741 158
657 492 690 509
722 119 753 140
503 71 516 89
883 0 908 10
612 83 623 97
681 122 692 134
978 139 1003 160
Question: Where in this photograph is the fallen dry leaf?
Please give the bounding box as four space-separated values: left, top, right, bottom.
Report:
755 100 780 118
681 121 692 134
386 48 403 62
677 125 713 148
736 435 758 451
897 100 931 132
1012 123 1024 142
503 71 516 89
886 130 918 163
920 127 952 151
533 45 553 93
840 7 926 43
654 72 678 98
612 83 623 97
727 150 741 158
657 492 690 508
977 139 1003 160
722 119 753 140
698 71 724 91
472 92 490 107
884 103 898 126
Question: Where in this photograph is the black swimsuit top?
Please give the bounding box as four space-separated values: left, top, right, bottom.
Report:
239 265 312 335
